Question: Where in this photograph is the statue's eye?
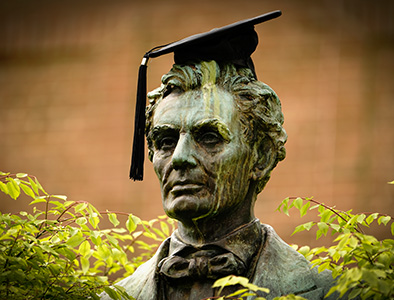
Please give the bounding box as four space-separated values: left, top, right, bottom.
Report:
199 132 223 147
158 136 178 151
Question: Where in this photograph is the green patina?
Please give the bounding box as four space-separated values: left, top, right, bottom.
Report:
192 61 232 226
200 61 221 117
145 60 287 235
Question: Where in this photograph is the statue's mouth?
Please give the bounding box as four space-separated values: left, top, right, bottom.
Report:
170 182 204 196
163 172 210 198
171 183 204 193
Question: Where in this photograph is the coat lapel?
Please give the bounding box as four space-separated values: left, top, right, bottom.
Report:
250 224 323 299
114 238 170 300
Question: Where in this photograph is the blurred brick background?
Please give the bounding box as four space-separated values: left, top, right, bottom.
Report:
0 0 393 247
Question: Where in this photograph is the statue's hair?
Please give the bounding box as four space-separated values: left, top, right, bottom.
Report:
146 60 287 194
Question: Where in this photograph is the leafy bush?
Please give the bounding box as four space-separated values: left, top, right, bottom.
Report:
0 171 175 299
1 171 392 300
212 275 270 300
277 196 394 300
212 192 393 300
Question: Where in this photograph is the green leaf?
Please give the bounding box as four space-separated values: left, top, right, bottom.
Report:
361 268 378 286
16 173 28 178
126 214 140 233
213 275 247 295
378 215 391 225
64 200 74 207
81 256 90 275
34 177 47 195
337 234 350 249
329 223 341 232
28 176 39 194
152 227 167 239
325 286 338 298
49 200 64 208
316 222 329 239
79 240 91 257
391 222 394 235
372 269 387 279
226 288 249 297
57 246 76 261
298 245 310 256
97 245 111 260
89 213 100 229
347 287 361 299
310 204 320 210
317 261 330 273
292 224 306 235
349 236 358 248
294 197 303 210
108 212 120 227
103 286 120 300
66 234 85 248
356 214 366 224
113 285 134 300
106 233 119 246
91 233 102 246
52 195 67 201
160 221 169 236
244 282 269 293
366 213 379 225
143 231 157 240
76 217 87 226
279 197 290 216
276 197 288 212
212 275 269 295
304 221 314 231
320 209 334 223
7 179 20 200
20 183 36 198
317 222 329 234
300 202 311 217
30 197 47 205
88 203 101 216
75 203 88 214
0 181 8 194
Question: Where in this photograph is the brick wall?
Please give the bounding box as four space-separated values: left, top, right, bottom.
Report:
0 0 393 246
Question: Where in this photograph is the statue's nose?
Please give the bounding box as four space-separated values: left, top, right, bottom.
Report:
171 134 198 170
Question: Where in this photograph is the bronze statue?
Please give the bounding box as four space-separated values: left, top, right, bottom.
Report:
101 11 340 300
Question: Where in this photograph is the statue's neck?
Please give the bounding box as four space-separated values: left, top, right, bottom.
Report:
176 198 256 245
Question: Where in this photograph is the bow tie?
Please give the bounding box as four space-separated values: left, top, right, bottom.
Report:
158 247 246 282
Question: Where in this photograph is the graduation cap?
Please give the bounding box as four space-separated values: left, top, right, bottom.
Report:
130 10 282 180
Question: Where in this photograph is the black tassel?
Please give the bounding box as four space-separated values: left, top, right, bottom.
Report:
130 57 149 180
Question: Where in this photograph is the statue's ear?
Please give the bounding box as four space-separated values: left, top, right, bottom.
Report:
251 137 277 182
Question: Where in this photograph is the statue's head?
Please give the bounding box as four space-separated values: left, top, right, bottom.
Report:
145 60 287 223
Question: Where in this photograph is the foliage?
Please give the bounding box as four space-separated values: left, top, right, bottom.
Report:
210 275 269 299
1 170 393 300
277 196 394 300
212 190 394 300
0 171 175 299
210 275 305 300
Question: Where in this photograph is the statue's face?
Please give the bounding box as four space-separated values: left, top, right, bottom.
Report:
150 87 254 223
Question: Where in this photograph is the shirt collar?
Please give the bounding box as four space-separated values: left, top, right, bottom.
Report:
168 218 263 268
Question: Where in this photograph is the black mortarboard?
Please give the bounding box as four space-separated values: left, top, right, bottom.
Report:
130 10 282 180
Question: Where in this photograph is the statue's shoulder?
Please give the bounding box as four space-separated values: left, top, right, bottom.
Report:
99 237 170 300
252 224 335 300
